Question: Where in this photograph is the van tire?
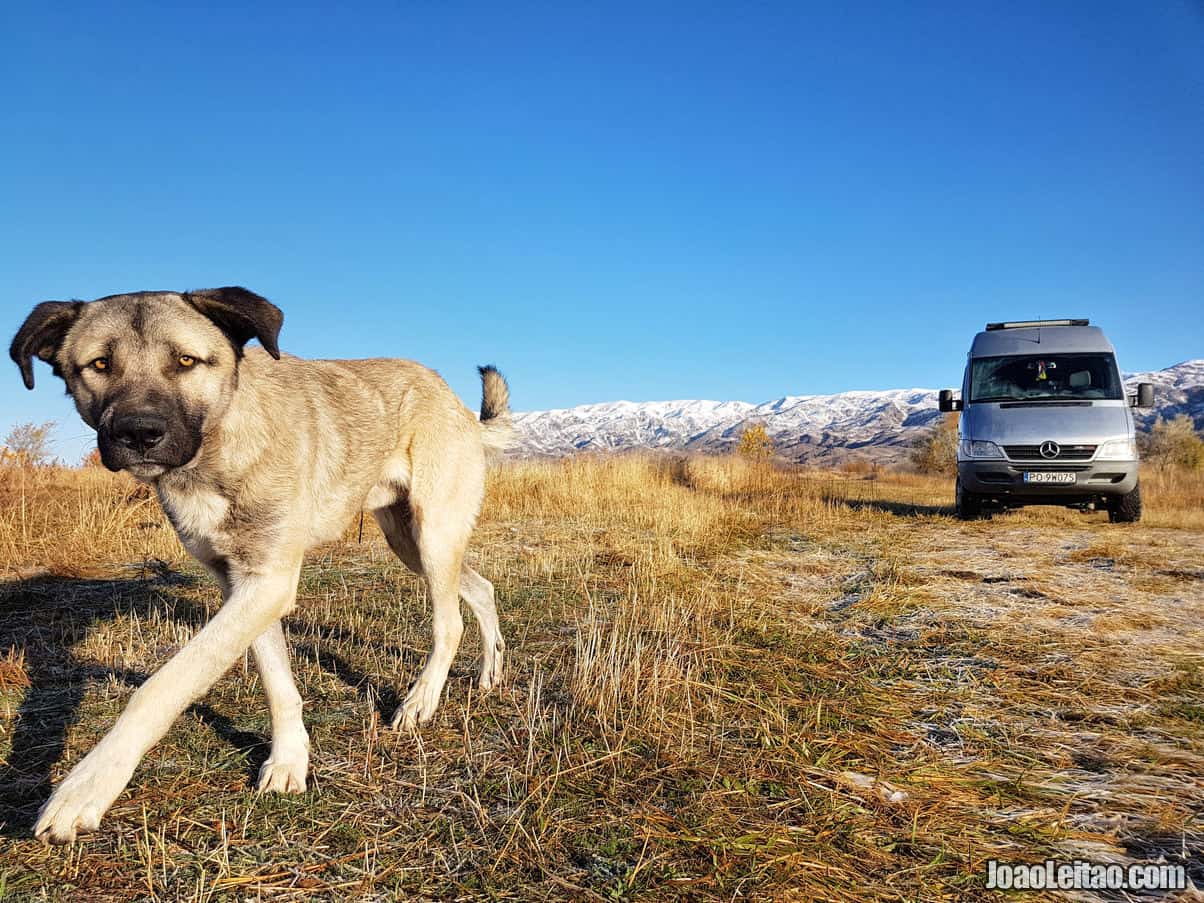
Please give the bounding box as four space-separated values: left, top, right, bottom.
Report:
1108 484 1142 524
956 479 983 520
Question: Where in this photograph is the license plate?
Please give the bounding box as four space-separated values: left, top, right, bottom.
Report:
1024 471 1076 484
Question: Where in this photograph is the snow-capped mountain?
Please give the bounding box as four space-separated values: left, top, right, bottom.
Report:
1125 359 1204 433
512 360 1204 465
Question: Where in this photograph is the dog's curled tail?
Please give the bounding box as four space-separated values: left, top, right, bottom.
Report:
478 365 514 453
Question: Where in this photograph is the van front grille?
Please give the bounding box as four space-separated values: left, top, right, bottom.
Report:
1004 444 1096 462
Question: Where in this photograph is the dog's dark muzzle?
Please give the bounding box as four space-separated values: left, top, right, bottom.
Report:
98 406 202 473
111 413 168 455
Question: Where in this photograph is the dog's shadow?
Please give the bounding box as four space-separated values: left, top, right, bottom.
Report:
0 566 405 838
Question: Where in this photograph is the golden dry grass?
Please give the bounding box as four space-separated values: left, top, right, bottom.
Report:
0 457 1201 900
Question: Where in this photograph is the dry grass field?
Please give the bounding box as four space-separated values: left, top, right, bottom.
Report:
0 457 1202 901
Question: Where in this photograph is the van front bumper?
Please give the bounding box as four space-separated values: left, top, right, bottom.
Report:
958 460 1138 499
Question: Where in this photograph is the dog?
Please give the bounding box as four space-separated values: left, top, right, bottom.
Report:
9 287 512 843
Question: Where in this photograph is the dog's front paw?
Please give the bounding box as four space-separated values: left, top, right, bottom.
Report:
391 677 445 730
34 752 131 844
257 757 308 794
257 727 309 793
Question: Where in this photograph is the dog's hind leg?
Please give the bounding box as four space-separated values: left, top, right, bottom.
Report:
394 519 465 729
459 566 504 692
251 621 309 793
373 501 504 706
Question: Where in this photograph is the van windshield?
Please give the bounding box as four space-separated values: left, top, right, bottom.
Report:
969 353 1123 403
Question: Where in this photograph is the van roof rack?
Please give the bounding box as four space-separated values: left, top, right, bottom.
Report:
985 318 1089 331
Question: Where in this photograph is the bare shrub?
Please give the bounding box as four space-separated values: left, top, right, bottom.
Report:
1140 415 1204 472
839 457 879 478
1 421 58 468
908 413 958 475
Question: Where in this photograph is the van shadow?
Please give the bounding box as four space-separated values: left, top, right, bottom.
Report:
0 566 408 838
832 495 953 518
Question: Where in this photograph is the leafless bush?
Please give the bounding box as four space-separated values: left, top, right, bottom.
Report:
1 421 57 468
1140 414 1204 472
908 413 958 475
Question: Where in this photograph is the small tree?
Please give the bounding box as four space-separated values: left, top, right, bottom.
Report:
1139 415 1204 471
737 423 774 464
81 447 104 468
1 421 57 467
909 414 959 476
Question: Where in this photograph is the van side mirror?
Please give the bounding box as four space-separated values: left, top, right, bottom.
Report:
938 389 962 413
1135 382 1154 409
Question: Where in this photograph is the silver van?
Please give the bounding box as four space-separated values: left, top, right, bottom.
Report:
938 319 1154 523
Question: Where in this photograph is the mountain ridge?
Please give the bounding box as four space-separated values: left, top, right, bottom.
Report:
512 360 1204 465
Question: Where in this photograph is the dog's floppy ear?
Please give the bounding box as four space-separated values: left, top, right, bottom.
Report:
10 301 84 390
185 287 283 360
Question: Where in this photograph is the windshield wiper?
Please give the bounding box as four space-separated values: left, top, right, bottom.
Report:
974 395 1079 403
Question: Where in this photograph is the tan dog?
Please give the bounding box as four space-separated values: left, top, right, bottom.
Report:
9 287 512 843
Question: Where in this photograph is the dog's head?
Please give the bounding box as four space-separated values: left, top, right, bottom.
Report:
10 288 282 480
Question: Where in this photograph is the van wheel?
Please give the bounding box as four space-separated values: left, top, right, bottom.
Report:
1108 483 1142 524
956 479 983 520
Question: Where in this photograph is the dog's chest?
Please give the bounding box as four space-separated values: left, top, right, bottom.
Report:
158 481 230 545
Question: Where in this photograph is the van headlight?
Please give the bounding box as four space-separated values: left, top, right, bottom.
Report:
958 439 1004 460
1095 438 1137 461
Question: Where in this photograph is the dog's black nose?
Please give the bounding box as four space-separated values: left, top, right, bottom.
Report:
112 414 167 454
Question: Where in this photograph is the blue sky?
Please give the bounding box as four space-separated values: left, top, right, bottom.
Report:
3 2 1202 462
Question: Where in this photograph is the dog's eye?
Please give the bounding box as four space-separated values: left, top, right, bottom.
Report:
90 358 109 372
178 354 196 368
